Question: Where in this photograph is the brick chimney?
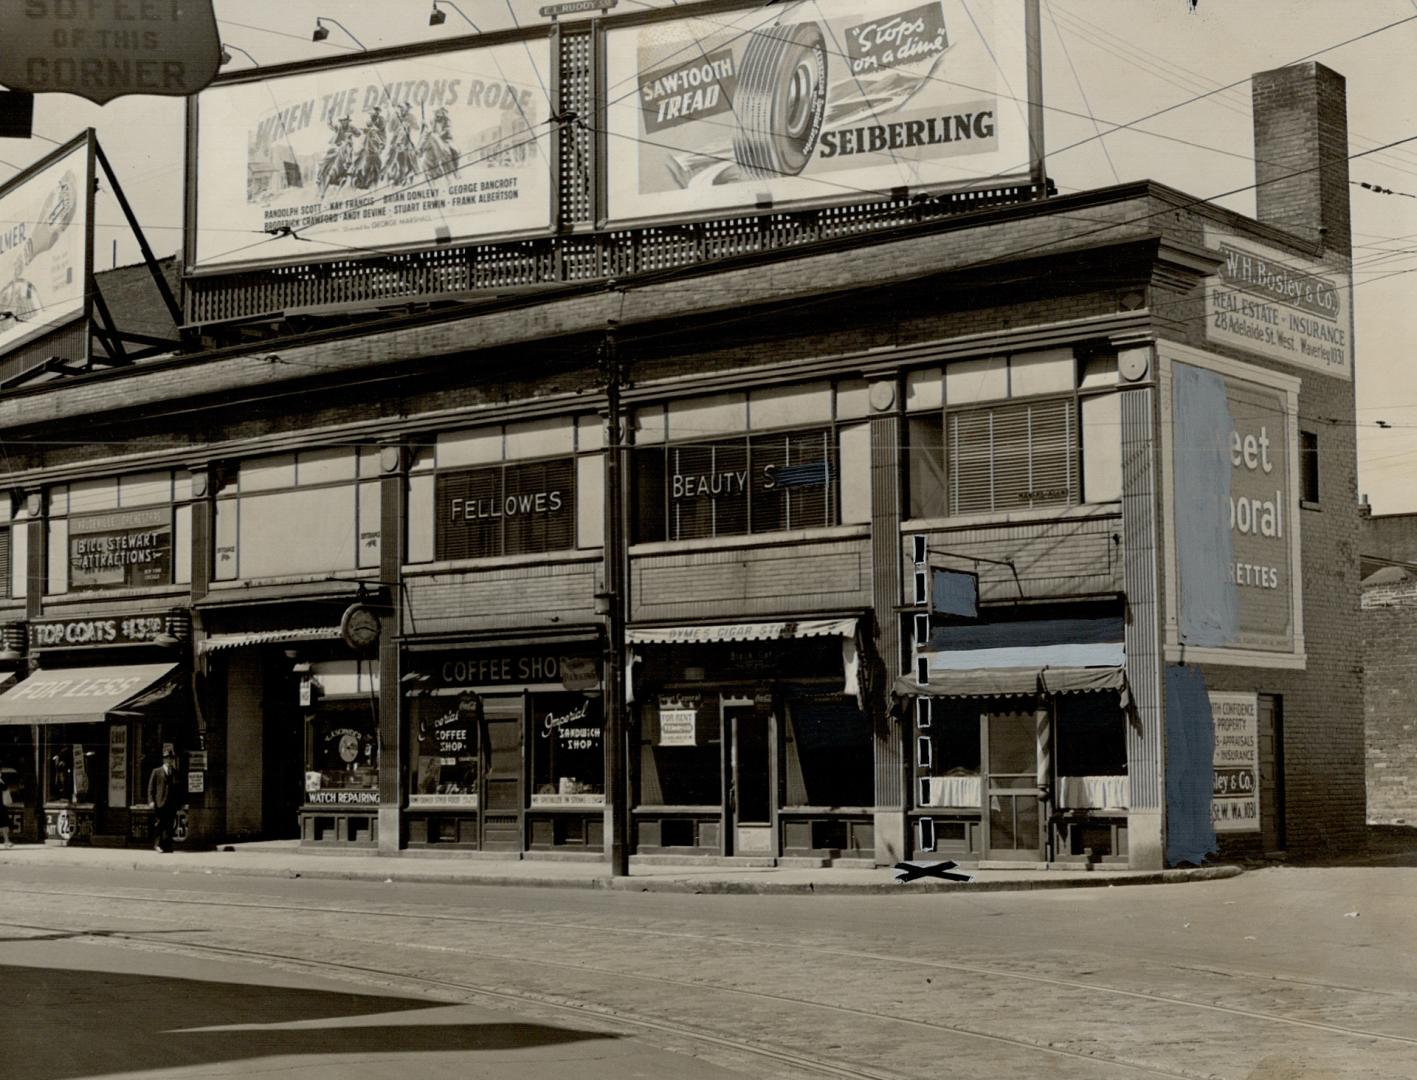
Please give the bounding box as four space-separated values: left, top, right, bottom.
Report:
1251 62 1350 257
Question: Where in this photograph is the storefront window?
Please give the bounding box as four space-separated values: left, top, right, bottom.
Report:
1055 695 1126 776
410 695 480 807
914 698 982 809
638 695 721 806
46 729 101 802
531 692 604 804
305 703 378 802
0 728 34 808
783 696 872 807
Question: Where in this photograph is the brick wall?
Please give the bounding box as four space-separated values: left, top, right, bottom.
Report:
1362 581 1417 823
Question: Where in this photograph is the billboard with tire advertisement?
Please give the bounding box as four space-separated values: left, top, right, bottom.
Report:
603 0 1035 224
189 41 554 271
0 134 92 359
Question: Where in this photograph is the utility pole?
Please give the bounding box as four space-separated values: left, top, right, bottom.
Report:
601 318 630 877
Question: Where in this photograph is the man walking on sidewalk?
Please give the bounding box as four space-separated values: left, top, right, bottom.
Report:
148 750 179 853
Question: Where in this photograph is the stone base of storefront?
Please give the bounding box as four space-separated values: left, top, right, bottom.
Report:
873 809 907 866
1127 808 1164 870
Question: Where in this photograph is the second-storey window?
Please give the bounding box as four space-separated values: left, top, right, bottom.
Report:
214 448 380 581
632 382 869 544
906 350 1120 519
46 472 193 594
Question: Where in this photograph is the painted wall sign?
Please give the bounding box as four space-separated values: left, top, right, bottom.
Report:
1209 691 1260 833
1204 228 1353 381
0 0 221 105
0 136 91 359
307 789 379 805
603 0 1033 225
1169 355 1298 656
192 41 554 270
68 507 171 591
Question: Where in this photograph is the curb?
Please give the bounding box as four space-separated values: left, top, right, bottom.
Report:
0 852 1244 894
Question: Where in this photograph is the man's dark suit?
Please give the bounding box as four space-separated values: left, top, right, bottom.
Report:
148 762 178 852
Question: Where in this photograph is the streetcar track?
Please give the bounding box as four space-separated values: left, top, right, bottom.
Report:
0 918 1217 1080
3 883 1413 1050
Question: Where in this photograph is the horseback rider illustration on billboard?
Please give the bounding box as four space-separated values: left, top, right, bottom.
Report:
383 101 419 188
352 105 385 190
418 105 461 182
317 115 361 197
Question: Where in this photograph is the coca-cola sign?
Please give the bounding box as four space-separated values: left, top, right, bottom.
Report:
0 1 222 106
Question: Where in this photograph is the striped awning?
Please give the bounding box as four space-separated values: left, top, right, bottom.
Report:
895 666 1129 706
198 627 343 655
626 618 857 645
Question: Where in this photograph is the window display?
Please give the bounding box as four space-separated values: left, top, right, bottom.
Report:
531 693 604 805
410 695 479 807
305 703 379 805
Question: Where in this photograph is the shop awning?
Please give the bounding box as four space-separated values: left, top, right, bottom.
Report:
197 627 343 654
895 665 1128 707
626 618 857 645
0 662 179 726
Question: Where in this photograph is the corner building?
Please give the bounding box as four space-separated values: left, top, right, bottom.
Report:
0 7 1362 868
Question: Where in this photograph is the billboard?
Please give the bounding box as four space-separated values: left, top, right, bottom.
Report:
1204 227 1352 381
1209 691 1260 833
603 0 1035 224
0 134 92 359
1164 344 1303 663
191 42 555 271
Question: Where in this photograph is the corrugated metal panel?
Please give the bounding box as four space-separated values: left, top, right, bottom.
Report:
1121 388 1162 811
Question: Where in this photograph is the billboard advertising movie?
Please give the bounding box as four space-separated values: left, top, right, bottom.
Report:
0 137 91 358
603 0 1034 224
192 42 555 270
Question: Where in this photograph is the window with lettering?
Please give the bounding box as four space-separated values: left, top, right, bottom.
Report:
410 695 480 808
634 427 836 542
435 458 575 560
306 703 379 797
531 693 604 803
46 471 194 594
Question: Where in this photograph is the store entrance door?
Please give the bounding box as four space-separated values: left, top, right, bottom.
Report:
982 710 1044 862
481 704 523 851
725 701 773 857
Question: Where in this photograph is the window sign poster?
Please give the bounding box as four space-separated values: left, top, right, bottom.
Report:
603 0 1033 224
108 726 127 810
658 705 699 747
69 508 172 592
1209 691 1260 833
0 137 91 358
192 41 554 270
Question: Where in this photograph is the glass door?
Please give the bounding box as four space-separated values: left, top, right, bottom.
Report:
983 710 1043 861
480 699 523 851
725 701 773 856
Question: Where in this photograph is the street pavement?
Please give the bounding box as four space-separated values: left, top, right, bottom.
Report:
0 852 1413 1080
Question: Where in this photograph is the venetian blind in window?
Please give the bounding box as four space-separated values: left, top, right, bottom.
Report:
948 398 1078 515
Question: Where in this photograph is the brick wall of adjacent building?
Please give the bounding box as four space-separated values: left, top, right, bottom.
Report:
1362 580 1417 823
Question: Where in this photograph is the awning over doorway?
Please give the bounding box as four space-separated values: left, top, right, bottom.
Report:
625 618 857 645
197 627 343 654
895 665 1128 707
0 662 179 726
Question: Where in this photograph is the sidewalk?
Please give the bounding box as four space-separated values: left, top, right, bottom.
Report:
0 841 1243 895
